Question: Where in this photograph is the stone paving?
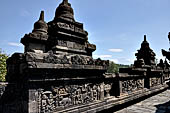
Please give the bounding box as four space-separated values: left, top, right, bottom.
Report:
115 89 170 113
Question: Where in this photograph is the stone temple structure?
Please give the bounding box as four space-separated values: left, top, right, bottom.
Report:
0 0 169 113
1 0 109 112
7 0 107 82
134 35 156 68
162 32 170 62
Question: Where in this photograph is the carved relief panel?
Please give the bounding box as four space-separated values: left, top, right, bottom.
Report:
0 85 6 99
35 83 111 113
121 79 144 94
150 77 162 87
57 22 86 35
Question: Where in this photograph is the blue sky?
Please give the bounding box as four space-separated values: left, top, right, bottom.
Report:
0 0 170 65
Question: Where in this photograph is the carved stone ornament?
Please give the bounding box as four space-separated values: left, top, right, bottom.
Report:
37 83 109 112
121 79 144 94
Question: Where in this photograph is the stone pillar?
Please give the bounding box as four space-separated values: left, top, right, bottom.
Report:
29 89 39 113
100 82 104 100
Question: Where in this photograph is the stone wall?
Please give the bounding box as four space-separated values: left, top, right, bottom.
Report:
0 67 169 113
1 0 170 113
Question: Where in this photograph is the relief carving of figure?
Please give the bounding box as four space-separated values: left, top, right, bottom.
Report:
39 83 105 112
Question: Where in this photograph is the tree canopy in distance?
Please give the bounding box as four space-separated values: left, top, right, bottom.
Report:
107 61 129 73
0 49 8 81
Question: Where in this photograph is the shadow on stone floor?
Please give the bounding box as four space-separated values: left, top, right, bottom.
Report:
155 100 170 113
98 88 168 113
155 86 170 113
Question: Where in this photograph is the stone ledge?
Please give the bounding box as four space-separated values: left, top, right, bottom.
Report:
27 62 107 70
53 84 168 113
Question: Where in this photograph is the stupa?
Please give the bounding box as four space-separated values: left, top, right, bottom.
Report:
3 0 109 113
134 35 156 68
162 32 170 62
6 0 108 82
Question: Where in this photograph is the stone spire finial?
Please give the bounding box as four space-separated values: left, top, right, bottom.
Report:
21 10 48 52
39 11 44 21
141 35 149 48
63 0 68 4
54 0 74 21
32 10 48 34
144 35 147 42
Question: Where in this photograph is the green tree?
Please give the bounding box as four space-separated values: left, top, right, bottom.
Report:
107 61 130 73
107 61 119 73
118 64 130 69
0 50 8 81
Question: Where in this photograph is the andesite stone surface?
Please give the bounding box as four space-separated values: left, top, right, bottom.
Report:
134 35 156 68
0 0 169 113
6 0 109 82
162 32 170 63
2 0 110 113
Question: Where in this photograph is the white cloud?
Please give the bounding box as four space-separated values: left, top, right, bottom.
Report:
108 49 123 53
110 59 119 64
8 42 23 47
126 59 134 63
111 57 134 65
93 55 112 59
